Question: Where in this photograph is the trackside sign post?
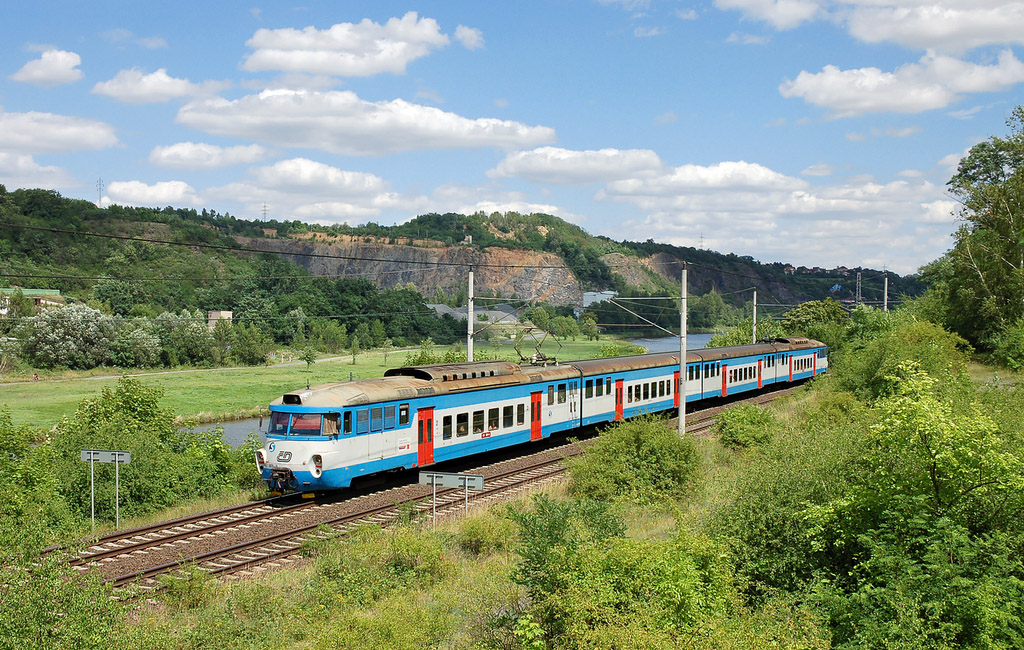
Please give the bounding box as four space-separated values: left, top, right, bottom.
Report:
80 449 131 531
418 471 484 527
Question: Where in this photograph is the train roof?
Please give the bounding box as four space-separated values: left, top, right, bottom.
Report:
272 337 825 409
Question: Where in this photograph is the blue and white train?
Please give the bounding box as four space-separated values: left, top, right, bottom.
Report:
256 337 827 492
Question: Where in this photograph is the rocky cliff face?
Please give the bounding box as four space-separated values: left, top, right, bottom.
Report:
233 236 583 305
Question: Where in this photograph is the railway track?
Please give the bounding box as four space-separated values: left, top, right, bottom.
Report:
67 385 797 595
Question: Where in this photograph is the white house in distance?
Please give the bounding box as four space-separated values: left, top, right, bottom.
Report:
207 310 233 330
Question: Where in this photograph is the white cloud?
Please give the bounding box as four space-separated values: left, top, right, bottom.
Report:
432 183 577 222
716 1 1024 54
726 31 770 44
675 8 699 20
654 111 678 124
634 26 667 37
0 153 77 189
11 49 83 86
846 2 1024 54
103 180 202 207
600 166 953 273
488 146 663 184
455 25 484 50
801 162 834 176
714 0 820 30
779 50 1024 117
603 160 807 196
148 142 269 169
242 12 449 77
92 68 229 104
251 158 387 195
177 89 556 155
0 109 118 154
100 28 167 49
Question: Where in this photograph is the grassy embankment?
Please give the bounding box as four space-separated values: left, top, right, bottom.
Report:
0 338 616 429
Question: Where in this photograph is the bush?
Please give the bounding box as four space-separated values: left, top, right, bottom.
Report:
714 404 778 449
21 303 118 369
990 318 1024 371
567 416 699 505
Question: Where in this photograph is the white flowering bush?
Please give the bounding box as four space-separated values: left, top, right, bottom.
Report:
22 303 117 369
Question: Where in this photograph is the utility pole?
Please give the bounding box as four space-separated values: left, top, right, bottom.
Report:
752 289 757 344
95 177 104 205
856 272 862 305
678 265 687 437
467 268 474 362
883 273 889 311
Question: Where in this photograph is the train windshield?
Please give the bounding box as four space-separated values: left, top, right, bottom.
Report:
290 414 323 436
269 412 290 435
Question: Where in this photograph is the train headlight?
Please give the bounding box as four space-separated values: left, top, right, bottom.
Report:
255 449 266 472
311 454 323 478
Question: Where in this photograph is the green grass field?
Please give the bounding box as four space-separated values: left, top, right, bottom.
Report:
0 339 619 429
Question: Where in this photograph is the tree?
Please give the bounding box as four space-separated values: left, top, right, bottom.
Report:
924 106 1024 345
369 319 387 347
381 337 394 365
300 346 317 371
350 335 360 364
550 315 580 341
22 303 118 369
354 322 371 351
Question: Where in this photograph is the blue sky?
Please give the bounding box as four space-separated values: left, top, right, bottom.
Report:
3 1 1022 274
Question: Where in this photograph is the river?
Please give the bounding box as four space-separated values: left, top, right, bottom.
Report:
630 333 713 353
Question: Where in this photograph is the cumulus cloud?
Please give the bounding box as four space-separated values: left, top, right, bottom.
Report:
242 12 449 77
779 50 1024 117
0 153 77 189
0 109 118 154
148 142 269 169
801 163 834 176
251 158 387 195
675 8 699 20
11 49 83 86
634 26 667 37
716 1 1024 54
177 89 555 155
432 183 577 222
488 146 663 184
714 0 820 30
92 68 229 104
455 25 484 50
846 1 1024 54
103 180 202 207
595 159 954 273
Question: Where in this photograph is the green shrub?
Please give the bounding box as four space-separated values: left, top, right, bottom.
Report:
455 510 517 556
567 416 699 505
990 318 1024 371
714 404 777 449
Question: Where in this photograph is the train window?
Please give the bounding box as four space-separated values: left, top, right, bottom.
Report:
660 381 666 397
356 409 369 434
473 410 484 433
517 403 525 425
606 378 612 394
558 384 567 403
343 411 352 435
585 380 593 398
399 404 409 426
384 405 396 429
643 383 650 400
370 407 383 433
291 414 322 436
324 414 339 437
596 380 603 397
443 415 452 440
503 406 514 428
457 413 469 437
488 408 499 430
269 412 290 435
548 386 554 405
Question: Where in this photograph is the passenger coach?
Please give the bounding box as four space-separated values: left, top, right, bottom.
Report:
257 337 827 492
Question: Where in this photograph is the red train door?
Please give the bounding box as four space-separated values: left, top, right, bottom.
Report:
812 352 817 376
615 379 624 420
758 359 763 389
417 407 434 466
530 392 542 441
721 364 728 397
672 372 679 408
789 356 793 382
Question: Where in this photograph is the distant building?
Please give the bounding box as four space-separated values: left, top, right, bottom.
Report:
783 265 796 276
583 291 617 308
0 288 64 316
426 304 520 323
207 310 233 330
